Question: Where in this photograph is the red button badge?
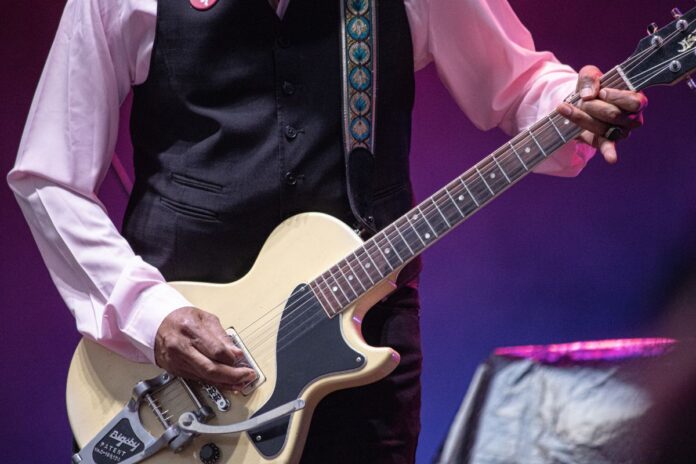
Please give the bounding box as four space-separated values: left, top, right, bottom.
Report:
190 0 218 11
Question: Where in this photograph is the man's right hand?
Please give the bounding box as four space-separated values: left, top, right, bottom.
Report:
154 307 256 391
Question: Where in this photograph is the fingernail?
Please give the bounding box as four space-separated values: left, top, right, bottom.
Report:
599 89 608 100
580 87 594 99
557 104 572 117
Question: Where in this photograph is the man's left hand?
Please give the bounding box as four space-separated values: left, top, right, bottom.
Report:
557 65 648 164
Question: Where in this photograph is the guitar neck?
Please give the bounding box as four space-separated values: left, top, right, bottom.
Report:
310 67 632 317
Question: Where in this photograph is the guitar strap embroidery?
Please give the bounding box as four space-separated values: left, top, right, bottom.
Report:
341 0 379 234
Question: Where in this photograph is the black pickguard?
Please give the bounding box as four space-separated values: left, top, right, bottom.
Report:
248 284 365 457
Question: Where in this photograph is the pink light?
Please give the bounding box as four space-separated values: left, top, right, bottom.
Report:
494 338 676 363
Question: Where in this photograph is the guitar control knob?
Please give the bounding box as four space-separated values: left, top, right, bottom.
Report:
671 7 683 19
199 443 221 464
647 22 659 35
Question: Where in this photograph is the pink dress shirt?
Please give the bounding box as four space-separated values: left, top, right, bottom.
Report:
8 0 595 364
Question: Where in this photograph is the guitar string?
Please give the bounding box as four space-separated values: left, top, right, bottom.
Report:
227 68 639 355
241 74 621 350
201 27 687 372
243 37 683 364
235 36 668 351
238 73 631 361
135 22 691 420
206 19 691 358
160 44 678 403
266 25 686 330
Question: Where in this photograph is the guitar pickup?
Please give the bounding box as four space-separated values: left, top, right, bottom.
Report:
226 327 266 396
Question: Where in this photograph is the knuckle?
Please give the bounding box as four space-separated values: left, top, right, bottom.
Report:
202 364 218 377
211 344 228 359
607 108 622 123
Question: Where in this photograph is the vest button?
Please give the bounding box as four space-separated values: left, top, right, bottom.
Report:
281 81 296 96
284 125 298 140
285 171 298 185
276 36 290 49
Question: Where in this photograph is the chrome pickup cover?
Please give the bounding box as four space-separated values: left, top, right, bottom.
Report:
226 327 266 396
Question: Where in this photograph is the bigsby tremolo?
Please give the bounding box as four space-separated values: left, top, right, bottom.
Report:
72 327 306 463
72 372 213 464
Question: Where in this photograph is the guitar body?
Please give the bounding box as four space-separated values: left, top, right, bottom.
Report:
67 8 696 461
67 212 402 463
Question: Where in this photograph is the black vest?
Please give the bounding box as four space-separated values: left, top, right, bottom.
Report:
124 0 418 283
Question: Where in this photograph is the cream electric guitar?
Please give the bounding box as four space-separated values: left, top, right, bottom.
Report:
68 8 696 464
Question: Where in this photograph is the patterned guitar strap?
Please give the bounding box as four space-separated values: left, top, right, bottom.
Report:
341 0 379 235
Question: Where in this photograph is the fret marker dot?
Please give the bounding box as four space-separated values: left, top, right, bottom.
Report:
564 120 570 125
458 195 464 201
366 263 371 268
490 173 496 179
385 248 391 254
412 214 418 220
525 147 531 154
424 233 431 239
332 286 338 292
348 275 354 281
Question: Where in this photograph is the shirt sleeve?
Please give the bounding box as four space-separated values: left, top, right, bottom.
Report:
7 0 191 364
405 0 596 177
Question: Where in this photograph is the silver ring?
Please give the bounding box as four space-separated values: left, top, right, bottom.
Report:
604 126 624 141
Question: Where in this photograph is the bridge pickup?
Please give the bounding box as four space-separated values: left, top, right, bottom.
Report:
226 327 266 395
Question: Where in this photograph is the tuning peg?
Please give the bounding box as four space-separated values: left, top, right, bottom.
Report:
671 7 683 19
647 22 659 35
687 77 696 91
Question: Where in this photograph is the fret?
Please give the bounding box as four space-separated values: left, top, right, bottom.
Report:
393 219 416 255
335 263 359 298
444 188 466 218
343 256 368 292
363 241 390 277
374 233 403 270
431 197 452 227
475 166 495 195
477 161 511 194
433 191 463 227
450 185 478 216
382 230 405 263
509 142 529 171
351 251 375 287
409 210 437 244
548 115 567 143
491 153 511 183
397 216 425 255
614 65 635 92
418 208 439 239
459 177 480 207
466 175 493 205
528 130 547 157
558 115 575 139
355 247 382 284
309 280 336 317
323 271 350 308
405 214 427 246
318 273 341 310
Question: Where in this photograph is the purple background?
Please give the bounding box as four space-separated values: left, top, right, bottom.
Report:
2 1 695 462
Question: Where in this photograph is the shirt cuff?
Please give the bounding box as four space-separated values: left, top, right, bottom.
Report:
111 257 193 364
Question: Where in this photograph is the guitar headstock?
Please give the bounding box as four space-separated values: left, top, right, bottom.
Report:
622 6 696 91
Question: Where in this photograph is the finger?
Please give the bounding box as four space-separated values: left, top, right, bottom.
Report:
193 313 245 365
557 103 611 138
599 138 618 164
577 65 603 100
599 88 648 113
578 99 643 130
187 348 256 388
